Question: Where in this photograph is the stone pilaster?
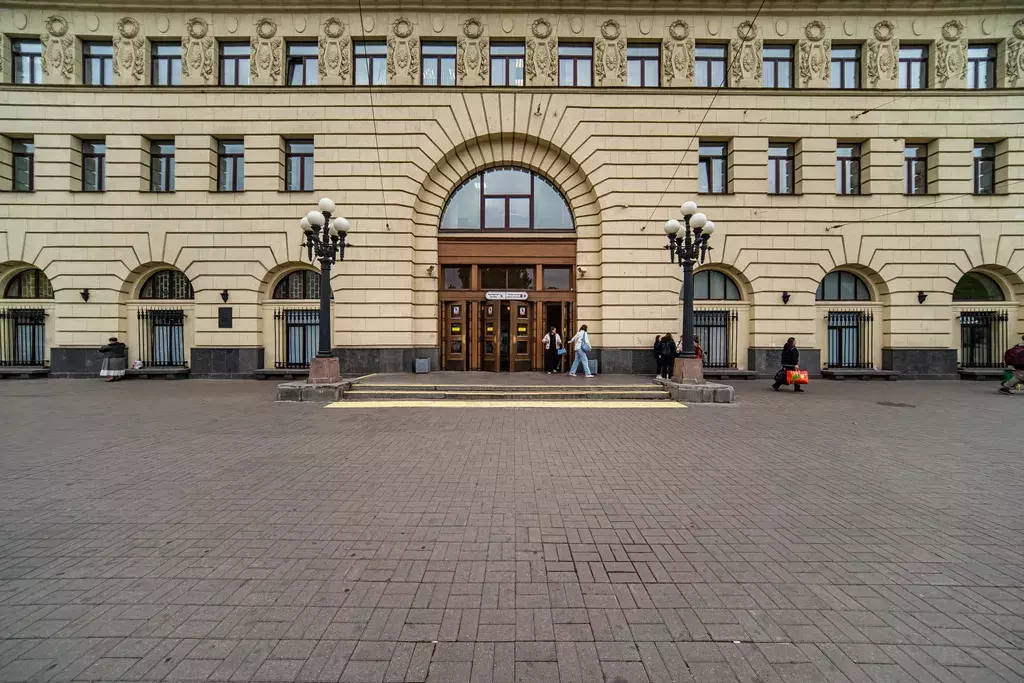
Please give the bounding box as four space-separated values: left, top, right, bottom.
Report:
866 20 898 89
41 14 76 85
180 17 216 86
33 134 75 192
662 20 695 88
525 17 557 87
251 17 284 86
113 16 147 86
1008 19 1024 87
594 19 626 87
105 135 149 193
729 21 762 87
387 16 419 86
319 16 352 86
175 135 217 193
457 16 489 86
797 19 831 88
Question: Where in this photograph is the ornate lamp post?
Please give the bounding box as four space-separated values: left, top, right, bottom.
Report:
664 200 715 379
300 197 350 384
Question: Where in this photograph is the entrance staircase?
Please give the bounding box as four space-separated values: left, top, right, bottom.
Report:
342 373 671 402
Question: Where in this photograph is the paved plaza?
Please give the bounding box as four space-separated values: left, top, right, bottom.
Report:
0 378 1022 683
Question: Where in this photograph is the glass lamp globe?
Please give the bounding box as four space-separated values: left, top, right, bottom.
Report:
333 217 350 234
318 197 336 214
300 217 313 233
701 220 716 236
690 212 707 229
306 210 325 227
681 200 698 216
663 219 681 235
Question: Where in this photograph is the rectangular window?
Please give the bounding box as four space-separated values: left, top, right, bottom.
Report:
443 266 471 290
626 44 659 87
150 141 175 193
151 43 182 86
973 143 995 195
899 45 928 89
695 43 727 87
218 140 244 192
559 44 593 87
12 40 43 84
831 45 860 89
768 143 795 194
904 143 928 195
285 140 314 192
835 143 861 195
220 43 250 86
480 267 535 290
967 44 996 90
82 141 106 192
286 43 318 86
698 142 728 194
543 266 572 291
490 43 525 86
422 42 456 86
354 41 388 85
83 42 114 86
12 141 34 192
763 45 794 88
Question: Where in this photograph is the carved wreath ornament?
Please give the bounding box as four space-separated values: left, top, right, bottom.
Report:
600 19 621 41
117 16 140 39
873 20 895 42
941 19 964 42
804 20 825 42
393 16 413 39
44 14 69 37
256 17 278 40
186 16 209 40
463 17 483 40
532 18 552 40
668 20 690 42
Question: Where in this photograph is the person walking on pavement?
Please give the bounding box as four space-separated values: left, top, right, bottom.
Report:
657 333 677 379
99 337 127 382
652 335 662 378
998 334 1024 394
772 337 804 392
542 326 564 374
568 324 594 377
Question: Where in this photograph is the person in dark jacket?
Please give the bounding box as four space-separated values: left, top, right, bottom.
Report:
652 335 662 378
657 333 677 379
99 337 127 382
772 337 803 392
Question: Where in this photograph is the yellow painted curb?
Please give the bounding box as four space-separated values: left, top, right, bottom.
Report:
326 400 686 409
346 390 667 396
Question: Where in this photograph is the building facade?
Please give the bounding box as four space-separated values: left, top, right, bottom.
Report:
1 2 1022 378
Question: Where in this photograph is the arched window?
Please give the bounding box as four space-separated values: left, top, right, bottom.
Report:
953 272 1004 301
694 270 741 300
440 167 574 230
816 270 871 301
273 270 321 299
139 269 194 300
3 269 53 299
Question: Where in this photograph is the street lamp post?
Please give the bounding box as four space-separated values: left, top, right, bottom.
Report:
664 200 715 380
300 197 350 384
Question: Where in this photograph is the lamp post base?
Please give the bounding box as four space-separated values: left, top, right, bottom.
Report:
307 356 341 384
672 356 704 381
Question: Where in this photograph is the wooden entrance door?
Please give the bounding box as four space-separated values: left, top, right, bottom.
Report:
481 301 500 372
510 302 533 372
441 300 468 370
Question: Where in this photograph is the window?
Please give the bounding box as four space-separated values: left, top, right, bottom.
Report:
695 44 727 87
904 144 928 195
816 271 871 301
83 42 114 86
422 43 456 86
218 140 244 192
490 43 525 86
831 46 860 89
973 143 995 195
3 269 52 299
694 270 741 300
899 45 928 89
768 143 795 194
559 44 593 87
953 272 1004 301
12 40 43 84
443 266 471 290
285 140 314 192
698 142 728 194
543 267 572 291
627 44 659 87
480 267 535 290
354 41 387 85
440 168 573 230
286 43 318 85
12 141 34 192
82 142 106 192
220 43 250 86
836 144 861 195
139 270 194 299
151 43 182 86
763 45 793 88
150 141 175 193
967 45 996 90
273 270 321 299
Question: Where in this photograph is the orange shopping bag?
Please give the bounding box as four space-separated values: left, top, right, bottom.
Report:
786 368 809 385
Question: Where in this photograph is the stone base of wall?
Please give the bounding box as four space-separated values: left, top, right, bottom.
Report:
882 348 958 379
593 348 658 376
50 347 104 377
748 347 822 378
191 348 265 379
334 347 440 375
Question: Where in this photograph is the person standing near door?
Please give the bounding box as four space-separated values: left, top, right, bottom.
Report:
542 326 564 374
657 333 676 379
567 324 594 377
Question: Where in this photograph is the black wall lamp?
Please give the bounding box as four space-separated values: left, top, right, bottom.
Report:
80 289 89 302
220 289 229 303
917 291 927 304
781 291 791 304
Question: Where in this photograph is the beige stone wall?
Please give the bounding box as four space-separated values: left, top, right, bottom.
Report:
1 4 1022 369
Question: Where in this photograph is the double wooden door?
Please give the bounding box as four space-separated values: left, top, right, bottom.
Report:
481 300 534 372
441 299 573 372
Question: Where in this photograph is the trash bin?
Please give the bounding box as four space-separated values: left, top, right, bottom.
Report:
414 357 430 374
588 359 598 375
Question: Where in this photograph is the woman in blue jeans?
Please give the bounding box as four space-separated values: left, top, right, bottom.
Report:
567 324 594 377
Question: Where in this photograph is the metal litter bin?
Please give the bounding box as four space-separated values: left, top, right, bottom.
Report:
414 357 430 374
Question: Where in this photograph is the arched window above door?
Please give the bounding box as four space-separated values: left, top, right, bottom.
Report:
694 270 741 300
952 272 1004 301
139 269 194 300
3 268 53 299
816 270 871 301
440 167 574 230
273 270 322 299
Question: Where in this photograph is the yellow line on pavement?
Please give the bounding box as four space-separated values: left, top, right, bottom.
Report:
325 400 685 409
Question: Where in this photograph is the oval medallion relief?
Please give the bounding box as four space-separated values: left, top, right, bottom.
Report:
157 16 169 33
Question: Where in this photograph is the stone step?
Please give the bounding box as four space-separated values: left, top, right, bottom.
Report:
354 383 657 393
344 389 672 401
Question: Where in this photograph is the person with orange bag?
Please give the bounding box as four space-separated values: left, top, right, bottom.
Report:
772 337 805 393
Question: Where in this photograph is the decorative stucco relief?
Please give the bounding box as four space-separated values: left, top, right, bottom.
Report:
595 20 626 86
730 21 762 85
1010 19 1024 86
867 20 898 86
663 20 695 86
113 16 145 83
457 17 488 85
798 20 831 87
525 18 557 86
317 16 351 84
935 20 967 87
251 17 283 84
180 17 215 84
41 15 74 84
386 16 418 84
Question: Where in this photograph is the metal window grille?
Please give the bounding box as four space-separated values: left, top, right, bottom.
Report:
137 308 186 367
274 308 319 368
0 308 46 367
958 310 1009 368
825 309 873 369
694 309 738 369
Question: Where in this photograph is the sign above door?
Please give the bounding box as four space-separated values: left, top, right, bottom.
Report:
485 291 529 300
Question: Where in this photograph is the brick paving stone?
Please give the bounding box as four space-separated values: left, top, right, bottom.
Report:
0 380 1022 683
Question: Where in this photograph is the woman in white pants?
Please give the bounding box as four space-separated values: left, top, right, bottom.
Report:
567 325 594 377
